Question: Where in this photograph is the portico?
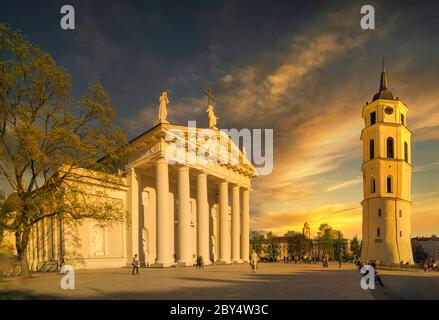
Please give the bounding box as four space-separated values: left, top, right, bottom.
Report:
125 122 258 267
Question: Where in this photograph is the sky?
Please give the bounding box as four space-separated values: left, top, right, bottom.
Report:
1 0 439 239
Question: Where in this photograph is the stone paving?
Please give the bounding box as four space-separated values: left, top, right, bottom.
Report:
377 268 439 300
0 262 437 300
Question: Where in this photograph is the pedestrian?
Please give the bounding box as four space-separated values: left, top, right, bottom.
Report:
370 263 384 287
57 256 65 274
132 254 140 275
250 250 258 273
200 256 204 268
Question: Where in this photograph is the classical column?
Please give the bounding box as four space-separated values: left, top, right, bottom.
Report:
177 166 192 266
218 181 230 264
53 217 59 262
231 185 241 263
127 168 139 262
241 188 250 262
155 157 173 267
197 173 210 265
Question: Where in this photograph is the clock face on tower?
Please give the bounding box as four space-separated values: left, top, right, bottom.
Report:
385 106 394 115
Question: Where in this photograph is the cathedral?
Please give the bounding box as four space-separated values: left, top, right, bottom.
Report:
360 66 414 264
24 94 258 271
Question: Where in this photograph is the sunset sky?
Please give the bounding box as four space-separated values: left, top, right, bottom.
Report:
1 0 439 239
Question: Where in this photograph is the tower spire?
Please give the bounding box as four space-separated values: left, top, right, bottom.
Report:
380 57 388 91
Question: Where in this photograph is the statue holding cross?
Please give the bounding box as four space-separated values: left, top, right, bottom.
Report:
204 88 219 130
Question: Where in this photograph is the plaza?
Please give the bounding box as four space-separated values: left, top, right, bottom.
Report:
1 263 438 300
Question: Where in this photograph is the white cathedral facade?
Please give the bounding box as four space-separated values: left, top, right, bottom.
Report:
25 95 258 270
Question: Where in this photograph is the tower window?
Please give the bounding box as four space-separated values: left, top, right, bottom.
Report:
386 176 393 193
401 114 405 126
370 111 376 125
404 142 409 162
400 231 402 237
387 137 394 158
377 227 381 237
369 139 375 160
378 208 382 217
371 178 376 194
399 210 402 218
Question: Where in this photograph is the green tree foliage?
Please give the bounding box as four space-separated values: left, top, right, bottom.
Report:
250 231 264 254
317 223 343 258
349 235 361 257
284 230 296 237
288 233 311 258
0 22 129 277
266 236 280 262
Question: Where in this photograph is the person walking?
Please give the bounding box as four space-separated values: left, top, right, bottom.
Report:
132 254 140 275
250 250 258 273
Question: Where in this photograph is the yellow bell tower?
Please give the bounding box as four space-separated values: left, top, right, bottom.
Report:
360 64 414 264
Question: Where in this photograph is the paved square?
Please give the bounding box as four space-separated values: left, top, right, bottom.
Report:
0 263 438 299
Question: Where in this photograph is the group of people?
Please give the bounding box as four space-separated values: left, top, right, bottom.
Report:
132 252 261 274
195 255 204 268
279 254 347 265
423 262 439 272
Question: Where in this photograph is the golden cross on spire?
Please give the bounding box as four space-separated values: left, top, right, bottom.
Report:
204 88 216 106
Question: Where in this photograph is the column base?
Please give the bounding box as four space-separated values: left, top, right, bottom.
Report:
177 261 194 267
231 259 242 264
150 262 175 268
216 260 231 265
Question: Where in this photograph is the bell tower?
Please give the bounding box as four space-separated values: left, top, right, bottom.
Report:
360 64 414 264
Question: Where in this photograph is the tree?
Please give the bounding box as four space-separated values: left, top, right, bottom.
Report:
284 230 296 237
412 244 428 264
250 231 264 255
349 235 361 257
250 230 265 241
289 233 311 258
0 189 4 243
0 22 129 278
266 237 280 262
317 223 334 258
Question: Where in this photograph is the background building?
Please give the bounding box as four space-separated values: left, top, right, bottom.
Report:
412 236 439 264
